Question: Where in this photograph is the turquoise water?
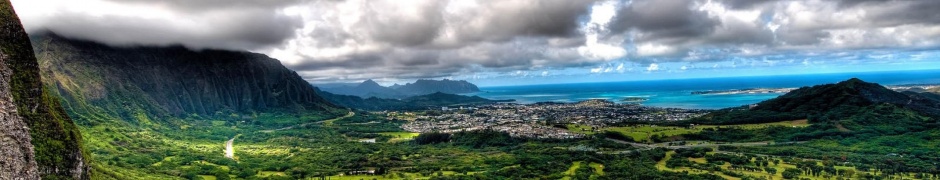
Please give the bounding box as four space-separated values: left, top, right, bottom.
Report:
470 70 940 109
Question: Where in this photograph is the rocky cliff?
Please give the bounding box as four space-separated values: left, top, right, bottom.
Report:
0 0 88 179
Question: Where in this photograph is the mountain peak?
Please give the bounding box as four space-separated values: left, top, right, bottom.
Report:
835 77 872 87
692 78 940 124
358 79 383 88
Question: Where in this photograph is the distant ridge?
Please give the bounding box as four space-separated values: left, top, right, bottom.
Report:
318 79 480 99
316 90 512 111
690 78 940 125
394 79 481 95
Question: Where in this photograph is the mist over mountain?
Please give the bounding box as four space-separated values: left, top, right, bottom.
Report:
318 79 480 99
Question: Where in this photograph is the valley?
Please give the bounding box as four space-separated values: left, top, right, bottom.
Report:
26 36 940 179
4 0 940 180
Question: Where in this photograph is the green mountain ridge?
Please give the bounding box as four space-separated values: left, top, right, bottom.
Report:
691 78 940 125
317 90 512 111
33 33 341 126
318 79 481 99
30 33 346 179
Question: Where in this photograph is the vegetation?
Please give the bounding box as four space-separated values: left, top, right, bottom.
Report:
1 3 88 178
584 120 808 143
670 79 940 179
25 30 940 180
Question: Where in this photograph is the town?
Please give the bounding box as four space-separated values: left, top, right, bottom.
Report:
401 99 710 139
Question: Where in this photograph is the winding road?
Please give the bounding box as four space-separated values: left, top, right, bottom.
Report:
224 112 355 160
259 111 355 133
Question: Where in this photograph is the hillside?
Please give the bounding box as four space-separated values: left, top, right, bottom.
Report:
31 33 345 178
690 78 940 125
1 1 88 179
680 79 940 177
319 79 480 99
33 33 340 125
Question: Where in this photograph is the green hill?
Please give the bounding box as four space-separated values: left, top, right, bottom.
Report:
31 33 345 179
690 78 940 125
682 78 940 176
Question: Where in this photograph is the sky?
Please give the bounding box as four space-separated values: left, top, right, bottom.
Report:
10 0 940 87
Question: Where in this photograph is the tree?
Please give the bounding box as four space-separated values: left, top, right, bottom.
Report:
782 168 802 179
765 167 777 175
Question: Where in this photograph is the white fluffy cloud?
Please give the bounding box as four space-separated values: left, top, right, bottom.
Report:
11 0 940 83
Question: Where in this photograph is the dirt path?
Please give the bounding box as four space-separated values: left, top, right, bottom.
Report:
224 135 239 159
260 111 355 133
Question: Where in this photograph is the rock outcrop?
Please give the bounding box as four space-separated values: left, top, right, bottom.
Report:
1 0 88 179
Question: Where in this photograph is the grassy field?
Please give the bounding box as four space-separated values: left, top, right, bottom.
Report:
321 171 465 180
574 120 810 142
561 161 605 180
654 150 918 180
379 132 421 142
257 171 286 177
588 162 605 175
563 161 582 177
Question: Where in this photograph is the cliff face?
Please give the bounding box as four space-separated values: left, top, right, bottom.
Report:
32 34 339 125
0 33 39 179
1 0 88 179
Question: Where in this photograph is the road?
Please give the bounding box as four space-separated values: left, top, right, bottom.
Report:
224 112 356 159
224 136 236 159
259 111 355 133
604 138 805 154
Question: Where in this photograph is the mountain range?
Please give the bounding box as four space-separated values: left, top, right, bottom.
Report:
317 91 512 111
34 33 340 123
318 79 480 99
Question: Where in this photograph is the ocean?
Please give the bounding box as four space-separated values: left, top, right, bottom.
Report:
470 69 940 109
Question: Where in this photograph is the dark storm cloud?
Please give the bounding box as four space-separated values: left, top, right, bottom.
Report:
863 1 940 27
448 0 597 43
106 0 304 11
269 0 598 83
609 0 720 43
21 0 301 50
715 0 775 9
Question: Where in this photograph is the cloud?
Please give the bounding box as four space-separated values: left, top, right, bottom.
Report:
609 0 721 44
11 0 940 84
12 0 300 50
646 63 660 71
